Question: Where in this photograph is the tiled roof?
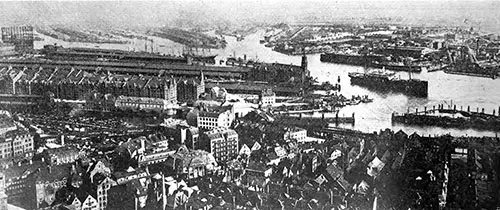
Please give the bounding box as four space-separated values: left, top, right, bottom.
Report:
33 163 71 183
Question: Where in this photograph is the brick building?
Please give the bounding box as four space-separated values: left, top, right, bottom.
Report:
177 71 205 103
0 66 177 103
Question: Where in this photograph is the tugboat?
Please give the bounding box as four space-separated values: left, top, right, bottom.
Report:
348 59 428 97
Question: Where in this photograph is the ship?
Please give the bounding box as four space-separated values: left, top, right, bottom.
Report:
320 52 385 66
348 70 428 97
445 45 499 79
371 61 423 72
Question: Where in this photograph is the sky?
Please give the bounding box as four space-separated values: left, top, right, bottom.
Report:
0 0 499 33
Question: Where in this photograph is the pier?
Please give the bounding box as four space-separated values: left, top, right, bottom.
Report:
392 104 500 131
276 112 355 129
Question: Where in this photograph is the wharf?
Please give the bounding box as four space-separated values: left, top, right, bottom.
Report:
444 70 498 79
205 81 302 96
392 104 500 131
427 64 449 72
273 109 324 115
276 112 355 128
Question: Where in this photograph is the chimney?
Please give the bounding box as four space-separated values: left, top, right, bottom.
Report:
60 135 65 146
180 128 187 145
141 138 145 151
162 173 166 210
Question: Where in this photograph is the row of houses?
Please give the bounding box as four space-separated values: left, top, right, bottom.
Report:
0 66 205 104
0 111 33 161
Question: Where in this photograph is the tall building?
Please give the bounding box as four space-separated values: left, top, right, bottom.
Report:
1 26 34 52
201 128 239 163
197 107 234 130
177 70 205 103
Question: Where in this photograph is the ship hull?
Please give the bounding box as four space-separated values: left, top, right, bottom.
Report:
371 62 422 72
349 74 428 97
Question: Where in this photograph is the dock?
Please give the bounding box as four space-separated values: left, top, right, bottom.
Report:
392 104 500 131
276 112 355 128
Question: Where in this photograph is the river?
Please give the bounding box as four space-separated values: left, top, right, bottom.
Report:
35 30 500 137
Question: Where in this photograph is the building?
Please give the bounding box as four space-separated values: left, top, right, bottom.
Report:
0 43 16 57
42 146 80 165
2 161 44 209
0 172 6 210
0 67 178 103
201 128 239 163
1 26 34 52
185 126 200 150
283 126 307 142
197 107 234 130
115 96 175 113
177 71 205 103
33 164 71 209
78 193 99 210
84 92 116 112
164 145 217 179
248 54 309 84
95 176 116 210
0 112 33 160
259 89 276 107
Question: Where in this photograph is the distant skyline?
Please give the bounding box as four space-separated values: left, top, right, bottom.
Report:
0 0 498 33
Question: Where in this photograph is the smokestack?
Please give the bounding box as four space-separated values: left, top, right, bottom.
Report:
141 138 145 151
180 128 187 145
162 173 166 210
60 135 65 146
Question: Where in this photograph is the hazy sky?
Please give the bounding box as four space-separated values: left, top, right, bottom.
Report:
0 0 499 33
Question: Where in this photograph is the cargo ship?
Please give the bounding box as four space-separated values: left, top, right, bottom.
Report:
348 71 428 97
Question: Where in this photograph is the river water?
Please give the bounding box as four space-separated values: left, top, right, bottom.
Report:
35 30 500 137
